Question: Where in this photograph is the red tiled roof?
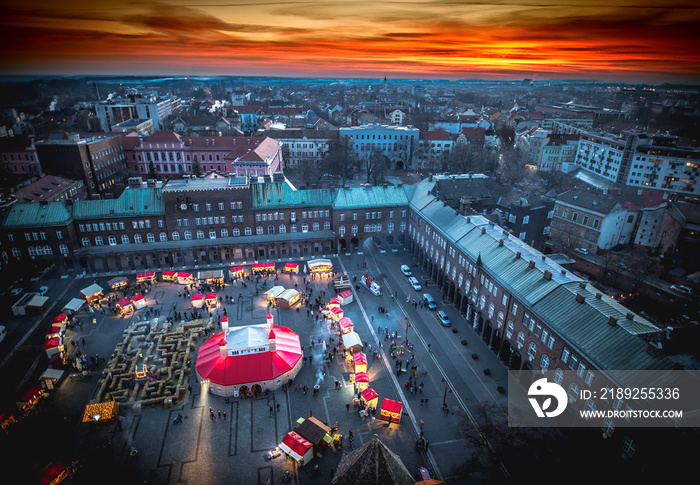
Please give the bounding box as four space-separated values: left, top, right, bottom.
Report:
420 130 452 141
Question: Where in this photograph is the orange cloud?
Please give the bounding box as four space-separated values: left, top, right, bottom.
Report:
0 1 698 82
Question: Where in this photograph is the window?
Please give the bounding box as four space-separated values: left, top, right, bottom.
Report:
622 437 636 458
59 244 69 255
488 302 494 318
160 233 167 242
497 311 504 328
577 362 586 377
516 331 525 348
568 382 579 402
561 348 570 364
233 228 240 236
209 230 217 239
506 321 514 338
109 236 117 246
172 232 180 241
218 202 224 211
121 235 129 244
95 236 104 245
134 234 142 243
324 221 330 230
568 355 578 370
268 226 275 234
256 227 263 235
245 227 252 236
534 324 542 338
147 233 155 242
196 230 204 239
279 225 286 234
593 219 600 229
540 329 548 344
602 419 615 438
302 223 308 232
541 354 550 372
547 336 555 350
554 368 564 385
584 371 594 386
184 231 192 240
313 222 319 231
206 203 212 211
528 342 537 361
512 302 518 316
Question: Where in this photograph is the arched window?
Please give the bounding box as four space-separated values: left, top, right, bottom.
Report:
95 236 104 245
147 233 155 242
256 226 263 235
497 311 504 328
160 232 167 242
221 229 228 238
59 244 68 255
351 225 358 234
313 222 319 231
528 342 537 361
245 227 252 236
268 225 275 234
233 228 240 236
488 302 495 319
81 237 90 247
197 230 204 239
554 368 564 385
109 235 117 246
134 234 142 243
517 331 525 349
540 354 550 372
184 231 192 240
209 230 216 239
121 235 129 244
302 223 309 232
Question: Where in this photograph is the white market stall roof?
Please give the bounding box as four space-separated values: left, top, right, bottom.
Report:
277 288 299 302
40 369 64 380
308 258 332 269
264 286 286 298
27 295 49 308
80 283 103 298
342 331 363 350
63 298 85 313
198 269 224 280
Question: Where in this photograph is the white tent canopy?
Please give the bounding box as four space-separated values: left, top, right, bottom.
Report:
80 283 103 299
277 288 299 302
63 298 85 313
264 286 286 298
342 331 363 353
27 295 49 308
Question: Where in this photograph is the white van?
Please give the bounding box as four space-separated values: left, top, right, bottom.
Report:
408 277 422 291
422 293 437 310
400 265 412 276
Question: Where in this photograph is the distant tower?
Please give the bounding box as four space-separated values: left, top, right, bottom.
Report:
383 75 388 90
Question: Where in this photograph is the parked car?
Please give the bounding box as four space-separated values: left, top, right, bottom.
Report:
436 310 451 327
422 293 437 310
670 285 692 295
400 265 412 276
574 248 589 255
408 276 422 291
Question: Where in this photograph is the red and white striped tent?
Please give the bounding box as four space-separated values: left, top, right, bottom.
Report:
279 431 314 464
339 317 354 334
132 294 146 309
191 293 204 308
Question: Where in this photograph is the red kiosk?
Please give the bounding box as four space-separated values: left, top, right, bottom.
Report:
136 272 156 283
284 262 299 274
339 317 354 335
162 270 177 281
380 398 403 423
279 431 314 465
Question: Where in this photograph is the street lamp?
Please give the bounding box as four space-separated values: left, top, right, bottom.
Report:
405 317 410 345
441 377 452 409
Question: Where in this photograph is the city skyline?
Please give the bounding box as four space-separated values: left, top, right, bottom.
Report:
1 1 699 83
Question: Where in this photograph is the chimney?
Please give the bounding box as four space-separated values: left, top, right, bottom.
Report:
528 260 535 269
608 316 617 327
579 282 587 290
498 239 504 247
560 269 566 275
466 217 470 223
626 312 634 321
541 255 546 261
481 227 486 234
516 252 521 259
576 293 586 303
595 293 602 299
646 341 662 357
543 270 552 281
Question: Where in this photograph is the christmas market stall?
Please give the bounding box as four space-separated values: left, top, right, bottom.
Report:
353 352 367 374
205 292 218 307
162 270 177 281
228 266 244 280
177 272 194 285
39 369 64 390
82 401 119 424
294 416 333 452
80 283 103 303
338 289 353 305
329 297 341 309
131 294 146 309
45 337 65 364
361 387 379 410
252 262 276 275
277 288 300 309
330 306 343 321
116 298 133 314
45 324 65 339
279 431 314 465
136 272 156 283
62 298 84 315
342 331 363 355
353 371 369 391
339 317 354 335
264 286 285 301
308 258 333 274
380 398 403 423
51 314 69 326
284 262 299 274
107 276 128 291
198 269 224 285
191 293 204 309
17 386 47 414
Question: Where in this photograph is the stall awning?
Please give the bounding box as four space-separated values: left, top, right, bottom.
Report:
205 292 217 300
353 352 367 365
132 294 144 302
40 369 64 381
355 372 369 383
264 286 286 298
229 266 243 273
331 306 343 315
27 295 49 308
329 297 341 305
51 314 69 325
339 290 353 299
382 398 402 414
277 288 299 302
62 298 84 313
162 270 177 277
177 272 192 278
192 293 203 301
341 332 362 351
284 262 298 269
339 317 354 329
280 431 313 461
80 284 103 299
116 298 131 308
107 276 128 287
361 388 379 402
198 270 224 281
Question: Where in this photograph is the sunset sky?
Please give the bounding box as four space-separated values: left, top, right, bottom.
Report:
1 0 699 82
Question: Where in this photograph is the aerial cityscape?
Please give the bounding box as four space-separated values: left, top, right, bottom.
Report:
0 1 699 485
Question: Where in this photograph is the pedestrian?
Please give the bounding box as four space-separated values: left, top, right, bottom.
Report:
420 398 424 407
277 403 280 411
424 441 430 451
420 419 424 429
223 411 226 419
425 396 428 406
218 410 221 419
346 402 350 412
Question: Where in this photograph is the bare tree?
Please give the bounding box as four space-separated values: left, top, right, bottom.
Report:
622 249 662 294
320 135 358 187
364 147 389 184
297 157 319 189
444 144 497 174
497 147 528 184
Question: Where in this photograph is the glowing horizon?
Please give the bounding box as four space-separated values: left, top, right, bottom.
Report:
1 0 699 83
